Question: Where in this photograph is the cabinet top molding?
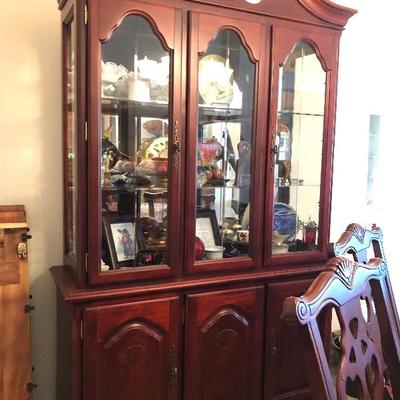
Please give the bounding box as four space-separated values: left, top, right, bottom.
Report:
299 0 357 27
57 0 356 28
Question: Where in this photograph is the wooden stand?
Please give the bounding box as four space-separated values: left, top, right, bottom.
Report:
0 205 33 399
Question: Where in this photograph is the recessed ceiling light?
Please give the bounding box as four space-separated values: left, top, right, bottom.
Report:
246 0 262 4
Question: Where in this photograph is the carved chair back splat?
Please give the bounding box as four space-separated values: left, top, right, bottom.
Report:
282 224 400 400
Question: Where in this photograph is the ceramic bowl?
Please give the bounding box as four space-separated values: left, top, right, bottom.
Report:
204 246 224 260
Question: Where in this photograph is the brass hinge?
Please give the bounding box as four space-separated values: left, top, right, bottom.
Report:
84 4 88 26
85 253 88 272
80 320 84 340
84 121 88 141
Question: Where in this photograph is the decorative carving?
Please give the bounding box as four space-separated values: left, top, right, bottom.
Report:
347 223 366 243
121 344 146 367
334 223 386 265
215 329 238 347
327 257 355 290
295 300 311 324
201 307 249 334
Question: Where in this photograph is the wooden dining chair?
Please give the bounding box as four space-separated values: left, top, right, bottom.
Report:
282 225 400 399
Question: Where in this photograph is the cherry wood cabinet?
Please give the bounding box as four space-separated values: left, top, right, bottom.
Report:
53 0 356 399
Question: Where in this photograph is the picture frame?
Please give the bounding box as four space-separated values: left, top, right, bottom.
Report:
195 208 222 249
102 214 144 269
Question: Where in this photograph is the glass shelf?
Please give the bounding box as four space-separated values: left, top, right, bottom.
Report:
274 178 321 188
101 97 168 117
198 105 253 124
278 110 324 117
102 185 168 193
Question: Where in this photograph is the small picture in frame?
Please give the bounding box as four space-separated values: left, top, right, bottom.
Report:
195 208 222 249
103 214 143 269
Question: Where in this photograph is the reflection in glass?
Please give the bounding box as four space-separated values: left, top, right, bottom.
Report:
195 30 255 262
272 42 325 255
100 15 171 271
66 18 77 257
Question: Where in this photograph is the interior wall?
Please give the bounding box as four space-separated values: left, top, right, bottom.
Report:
0 1 62 399
331 0 400 306
0 1 398 399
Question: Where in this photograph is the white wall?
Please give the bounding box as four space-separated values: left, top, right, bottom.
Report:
0 1 62 399
331 0 400 305
0 1 399 399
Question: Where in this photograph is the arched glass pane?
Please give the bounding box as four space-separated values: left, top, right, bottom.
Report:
100 15 171 271
272 42 325 255
195 30 255 262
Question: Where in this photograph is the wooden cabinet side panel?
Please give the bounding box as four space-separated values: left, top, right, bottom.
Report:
185 286 264 400
56 291 82 400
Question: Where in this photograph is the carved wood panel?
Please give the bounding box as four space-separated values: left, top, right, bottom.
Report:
282 255 400 399
101 321 165 400
83 296 180 400
185 287 264 400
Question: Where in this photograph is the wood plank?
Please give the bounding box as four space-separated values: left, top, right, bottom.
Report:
0 205 26 224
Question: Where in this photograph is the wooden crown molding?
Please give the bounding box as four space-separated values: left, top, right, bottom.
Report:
298 0 357 28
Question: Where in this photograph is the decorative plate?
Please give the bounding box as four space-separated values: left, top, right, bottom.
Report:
273 202 297 240
198 54 234 106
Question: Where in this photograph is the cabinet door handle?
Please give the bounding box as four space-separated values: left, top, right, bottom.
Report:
269 345 278 355
168 345 178 386
270 129 279 170
172 121 180 172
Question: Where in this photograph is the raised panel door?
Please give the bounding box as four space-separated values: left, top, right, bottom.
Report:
185 286 264 400
264 279 330 400
83 296 180 400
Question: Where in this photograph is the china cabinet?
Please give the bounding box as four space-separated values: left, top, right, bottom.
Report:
52 0 356 398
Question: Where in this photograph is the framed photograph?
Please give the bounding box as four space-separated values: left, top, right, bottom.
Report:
103 214 144 269
196 208 222 249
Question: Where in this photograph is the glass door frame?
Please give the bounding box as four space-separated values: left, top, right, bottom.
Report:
62 0 88 286
264 24 341 266
185 10 268 274
87 0 184 285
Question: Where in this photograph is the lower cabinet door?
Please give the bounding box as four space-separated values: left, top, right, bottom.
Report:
264 280 315 400
83 296 180 400
185 286 265 400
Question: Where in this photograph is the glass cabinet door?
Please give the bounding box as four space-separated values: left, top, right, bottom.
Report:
91 9 181 282
271 42 326 256
64 15 77 259
186 13 264 273
195 30 254 262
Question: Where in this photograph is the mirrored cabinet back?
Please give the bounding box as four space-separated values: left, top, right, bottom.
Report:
52 0 356 398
